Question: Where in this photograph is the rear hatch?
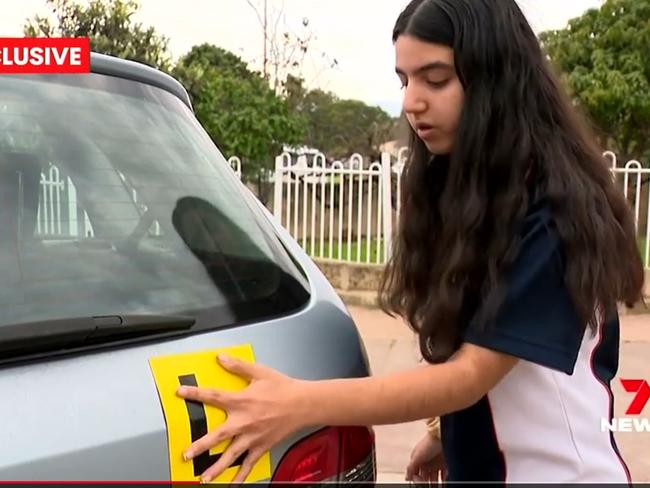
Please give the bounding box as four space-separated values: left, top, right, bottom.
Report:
0 63 375 483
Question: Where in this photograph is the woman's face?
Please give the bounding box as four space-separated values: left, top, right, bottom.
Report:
395 35 464 155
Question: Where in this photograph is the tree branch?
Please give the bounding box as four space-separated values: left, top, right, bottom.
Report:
244 0 266 30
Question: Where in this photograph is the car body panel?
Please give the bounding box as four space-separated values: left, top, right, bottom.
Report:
0 297 368 480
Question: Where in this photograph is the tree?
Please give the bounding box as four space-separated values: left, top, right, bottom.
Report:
539 0 650 163
244 0 337 94
173 45 305 202
283 74 309 112
284 77 396 160
179 43 256 82
24 0 172 72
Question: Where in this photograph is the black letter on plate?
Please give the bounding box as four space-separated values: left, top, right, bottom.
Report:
178 374 248 476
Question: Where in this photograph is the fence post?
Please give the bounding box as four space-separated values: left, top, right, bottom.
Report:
381 151 393 263
273 154 284 223
228 156 242 179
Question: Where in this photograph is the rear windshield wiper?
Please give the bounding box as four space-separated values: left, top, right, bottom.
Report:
0 314 196 359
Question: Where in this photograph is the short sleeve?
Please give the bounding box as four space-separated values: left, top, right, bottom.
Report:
463 201 584 375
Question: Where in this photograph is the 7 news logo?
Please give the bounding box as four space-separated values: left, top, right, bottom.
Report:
601 379 650 433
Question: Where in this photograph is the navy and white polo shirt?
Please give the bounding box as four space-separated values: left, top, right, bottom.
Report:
440 196 632 483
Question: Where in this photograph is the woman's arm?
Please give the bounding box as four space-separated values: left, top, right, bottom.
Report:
300 342 518 426
176 343 518 483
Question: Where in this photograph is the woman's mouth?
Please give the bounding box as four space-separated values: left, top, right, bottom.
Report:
415 123 436 139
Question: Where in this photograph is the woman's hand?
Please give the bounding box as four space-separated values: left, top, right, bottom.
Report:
405 433 446 484
176 354 310 483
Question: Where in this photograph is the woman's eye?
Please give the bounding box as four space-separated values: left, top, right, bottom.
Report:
427 79 449 88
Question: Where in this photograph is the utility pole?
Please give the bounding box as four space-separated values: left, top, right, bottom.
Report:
245 0 270 79
263 0 268 79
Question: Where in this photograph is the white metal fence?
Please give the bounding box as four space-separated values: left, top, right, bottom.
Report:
32 150 650 268
228 156 242 179
606 151 650 269
266 149 650 268
271 152 394 264
37 164 93 238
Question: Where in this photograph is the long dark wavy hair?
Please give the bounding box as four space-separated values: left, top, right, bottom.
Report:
379 0 644 364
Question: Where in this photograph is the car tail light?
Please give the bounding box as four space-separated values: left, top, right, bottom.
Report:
272 426 376 483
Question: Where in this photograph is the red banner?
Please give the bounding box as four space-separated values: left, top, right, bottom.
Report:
0 37 90 74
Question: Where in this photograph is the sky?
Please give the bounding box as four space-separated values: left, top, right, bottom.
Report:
0 0 604 116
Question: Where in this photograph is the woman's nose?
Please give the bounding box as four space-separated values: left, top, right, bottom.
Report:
402 84 427 115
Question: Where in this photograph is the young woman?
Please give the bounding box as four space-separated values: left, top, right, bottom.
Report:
177 0 644 483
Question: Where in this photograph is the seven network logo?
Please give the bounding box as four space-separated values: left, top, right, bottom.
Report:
601 379 650 433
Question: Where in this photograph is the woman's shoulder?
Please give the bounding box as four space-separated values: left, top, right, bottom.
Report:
464 194 584 375
518 194 561 259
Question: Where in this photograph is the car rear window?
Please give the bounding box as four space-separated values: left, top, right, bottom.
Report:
0 72 310 337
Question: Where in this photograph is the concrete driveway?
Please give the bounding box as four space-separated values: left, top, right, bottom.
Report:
348 306 650 482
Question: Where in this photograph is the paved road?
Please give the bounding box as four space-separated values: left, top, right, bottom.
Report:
348 306 650 482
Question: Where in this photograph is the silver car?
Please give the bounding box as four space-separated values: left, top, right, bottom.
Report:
0 53 376 483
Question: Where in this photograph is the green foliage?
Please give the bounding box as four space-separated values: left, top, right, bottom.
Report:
283 77 396 160
173 45 305 183
178 43 256 81
540 0 650 162
24 0 172 72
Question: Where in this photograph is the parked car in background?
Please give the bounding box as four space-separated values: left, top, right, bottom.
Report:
0 52 376 483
